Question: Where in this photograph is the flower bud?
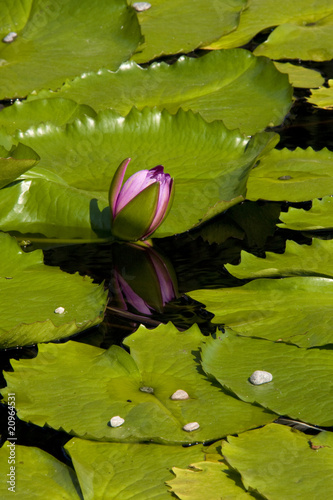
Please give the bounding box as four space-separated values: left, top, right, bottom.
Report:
109 158 174 241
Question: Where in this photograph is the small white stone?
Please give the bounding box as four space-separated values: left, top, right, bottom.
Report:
249 370 273 385
3 32 17 43
110 416 125 427
170 390 190 401
183 422 200 432
54 307 65 314
133 2 151 12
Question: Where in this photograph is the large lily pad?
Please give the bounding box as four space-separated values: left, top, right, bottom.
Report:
206 0 333 50
0 170 111 240
223 424 333 500
1 324 275 443
189 277 333 347
0 98 96 135
226 239 333 279
0 0 141 98
201 331 333 426
65 438 205 500
0 442 80 499
0 232 107 348
278 196 333 231
0 108 276 241
28 49 292 135
246 147 333 202
254 13 333 61
0 142 39 189
128 0 246 63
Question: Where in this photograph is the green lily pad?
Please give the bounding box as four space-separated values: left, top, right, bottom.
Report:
0 108 277 241
189 277 333 347
0 98 96 135
0 232 107 348
128 0 246 63
65 438 205 500
0 441 80 499
226 239 333 279
0 0 141 98
273 62 324 88
0 142 39 189
246 147 333 202
254 13 333 61
0 0 33 39
1 324 275 443
278 196 333 231
223 424 333 500
201 331 333 426
307 79 333 108
167 461 258 500
206 0 333 50
29 49 292 135
0 170 110 240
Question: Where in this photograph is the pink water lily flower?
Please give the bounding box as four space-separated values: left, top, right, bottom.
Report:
109 158 174 241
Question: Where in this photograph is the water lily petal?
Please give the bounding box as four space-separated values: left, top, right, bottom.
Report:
109 158 131 216
146 177 174 237
115 169 156 214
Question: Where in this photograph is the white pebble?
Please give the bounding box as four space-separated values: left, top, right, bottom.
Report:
249 370 273 385
110 416 125 427
54 307 65 314
183 422 200 432
3 32 17 43
133 2 151 12
170 390 190 400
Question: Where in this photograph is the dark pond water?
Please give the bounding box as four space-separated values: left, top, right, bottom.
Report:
1 58 333 466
